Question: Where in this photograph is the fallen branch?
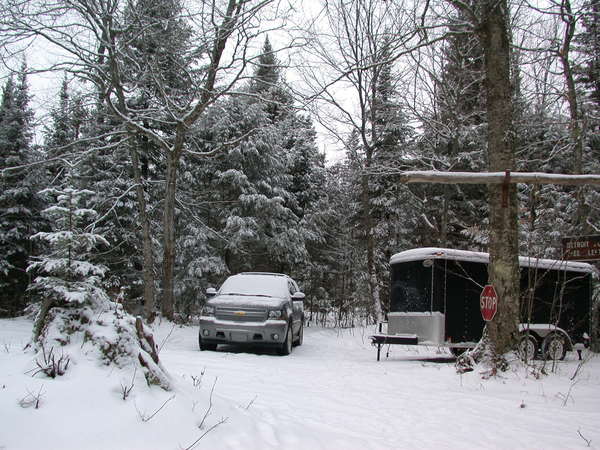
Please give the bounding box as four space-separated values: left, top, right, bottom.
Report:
577 429 592 447
199 378 218 430
135 395 176 423
184 418 228 450
19 386 44 409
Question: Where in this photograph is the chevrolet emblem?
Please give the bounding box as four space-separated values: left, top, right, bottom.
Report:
234 311 246 316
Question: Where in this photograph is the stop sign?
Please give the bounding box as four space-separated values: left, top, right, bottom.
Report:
480 285 498 321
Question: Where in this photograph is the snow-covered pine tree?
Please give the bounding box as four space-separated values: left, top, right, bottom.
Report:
28 187 110 338
418 5 488 250
178 37 324 284
0 69 46 317
249 36 294 123
577 0 600 127
575 0 600 235
45 78 77 185
121 0 187 319
310 137 369 325
28 186 170 388
369 46 414 307
76 99 157 315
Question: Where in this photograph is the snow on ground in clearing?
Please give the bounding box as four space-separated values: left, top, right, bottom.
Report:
1 316 600 449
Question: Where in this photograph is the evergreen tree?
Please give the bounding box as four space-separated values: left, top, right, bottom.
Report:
578 1 600 109
72 100 157 314
0 70 46 316
45 78 76 185
28 187 109 311
418 7 489 250
249 36 294 122
173 38 327 306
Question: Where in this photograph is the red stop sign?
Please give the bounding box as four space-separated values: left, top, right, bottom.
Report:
480 285 498 321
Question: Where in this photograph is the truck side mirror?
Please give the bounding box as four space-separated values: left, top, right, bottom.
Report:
292 292 305 301
206 287 217 298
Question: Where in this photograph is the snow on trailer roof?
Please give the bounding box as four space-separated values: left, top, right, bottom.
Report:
390 247 595 274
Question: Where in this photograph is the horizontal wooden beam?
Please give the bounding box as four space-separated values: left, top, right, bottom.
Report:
380 170 600 186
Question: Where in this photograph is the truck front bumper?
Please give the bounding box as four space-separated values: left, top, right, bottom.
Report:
199 317 288 346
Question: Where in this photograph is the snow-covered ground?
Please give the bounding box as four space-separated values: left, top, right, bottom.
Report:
1 316 600 449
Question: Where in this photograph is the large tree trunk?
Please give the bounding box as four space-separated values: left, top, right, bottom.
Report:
479 0 520 355
161 149 180 321
129 144 156 322
362 150 383 324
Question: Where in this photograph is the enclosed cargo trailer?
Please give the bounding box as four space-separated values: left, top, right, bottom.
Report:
371 248 594 360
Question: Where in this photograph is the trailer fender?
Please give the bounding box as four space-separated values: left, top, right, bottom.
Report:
518 324 573 350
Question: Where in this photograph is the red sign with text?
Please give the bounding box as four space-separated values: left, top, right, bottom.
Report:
480 285 498 322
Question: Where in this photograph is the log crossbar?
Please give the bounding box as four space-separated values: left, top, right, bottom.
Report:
372 171 600 186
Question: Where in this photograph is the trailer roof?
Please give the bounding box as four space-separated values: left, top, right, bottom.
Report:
390 247 595 274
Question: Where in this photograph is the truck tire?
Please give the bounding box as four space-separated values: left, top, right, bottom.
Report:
199 333 217 351
279 325 293 356
293 324 303 347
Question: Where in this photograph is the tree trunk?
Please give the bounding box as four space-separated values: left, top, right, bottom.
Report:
478 0 520 355
362 154 383 324
161 150 179 321
129 144 156 322
557 0 590 232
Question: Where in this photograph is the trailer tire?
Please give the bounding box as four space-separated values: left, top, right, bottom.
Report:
543 333 567 361
518 335 538 362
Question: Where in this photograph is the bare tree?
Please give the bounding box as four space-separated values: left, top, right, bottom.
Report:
302 0 430 322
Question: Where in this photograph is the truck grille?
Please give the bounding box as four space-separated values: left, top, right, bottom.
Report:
216 306 267 322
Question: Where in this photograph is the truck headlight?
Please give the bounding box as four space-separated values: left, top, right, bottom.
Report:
202 305 215 317
268 309 287 320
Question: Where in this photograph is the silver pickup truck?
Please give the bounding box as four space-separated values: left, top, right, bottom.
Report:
198 272 305 355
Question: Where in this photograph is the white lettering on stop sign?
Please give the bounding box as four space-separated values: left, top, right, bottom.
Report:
480 285 498 321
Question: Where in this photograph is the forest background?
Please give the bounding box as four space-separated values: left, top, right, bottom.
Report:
0 0 598 330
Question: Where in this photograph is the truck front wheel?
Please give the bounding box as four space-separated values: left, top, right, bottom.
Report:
199 333 217 351
279 325 293 356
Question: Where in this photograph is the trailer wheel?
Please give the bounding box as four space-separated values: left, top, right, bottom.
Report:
518 335 538 362
542 333 567 361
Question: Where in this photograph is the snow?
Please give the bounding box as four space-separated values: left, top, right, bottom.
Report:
390 247 595 274
2 317 600 449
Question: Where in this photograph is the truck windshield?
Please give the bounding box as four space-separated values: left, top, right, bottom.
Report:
219 275 288 299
